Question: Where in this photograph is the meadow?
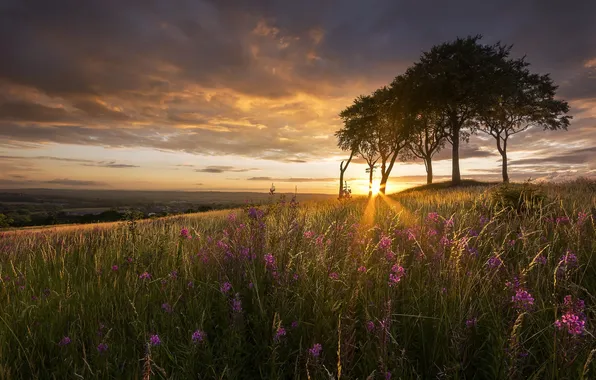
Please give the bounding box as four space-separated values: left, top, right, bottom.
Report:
0 180 595 379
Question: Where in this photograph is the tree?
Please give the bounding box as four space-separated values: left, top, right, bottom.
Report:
371 85 411 194
404 111 448 184
478 57 571 182
406 35 511 184
0 213 13 228
338 152 354 199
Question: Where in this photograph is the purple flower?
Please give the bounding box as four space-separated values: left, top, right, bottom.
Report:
487 256 503 269
264 254 276 271
291 321 298 329
366 320 375 332
465 318 477 328
577 211 590 226
59 336 71 346
512 289 535 311
149 334 161 346
308 343 322 358
385 372 392 380
357 266 367 273
379 235 392 251
220 281 232 294
97 343 108 353
555 313 586 335
274 327 286 342
191 329 206 343
388 264 405 287
231 294 242 313
169 270 178 279
111 265 119 271
535 255 547 265
139 272 151 280
329 272 339 280
180 228 192 239
162 302 173 313
426 212 440 223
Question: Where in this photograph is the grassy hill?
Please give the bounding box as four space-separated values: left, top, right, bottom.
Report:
0 180 595 378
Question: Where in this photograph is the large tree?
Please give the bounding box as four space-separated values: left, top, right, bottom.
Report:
405 36 511 184
478 57 571 182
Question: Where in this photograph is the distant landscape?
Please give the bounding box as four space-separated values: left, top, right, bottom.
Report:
0 189 335 228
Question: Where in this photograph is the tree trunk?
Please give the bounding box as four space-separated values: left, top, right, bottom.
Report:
368 165 374 198
501 139 509 183
339 164 345 199
451 124 461 185
338 151 354 199
425 157 433 184
379 173 389 195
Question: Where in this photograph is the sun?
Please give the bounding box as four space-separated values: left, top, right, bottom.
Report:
371 181 381 195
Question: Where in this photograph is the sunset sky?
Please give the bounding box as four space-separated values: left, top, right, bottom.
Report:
1 1 595 194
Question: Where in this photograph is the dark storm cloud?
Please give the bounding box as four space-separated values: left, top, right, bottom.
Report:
0 0 595 164
195 166 259 173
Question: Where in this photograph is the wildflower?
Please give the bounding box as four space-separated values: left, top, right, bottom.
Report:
555 313 586 335
139 272 151 280
264 254 276 271
111 265 118 271
556 216 571 225
292 273 299 281
487 256 503 269
31 295 38 301
465 318 477 328
385 372 392 380
388 264 405 287
97 343 108 353
274 327 286 342
59 336 71 346
169 270 178 279
358 266 367 273
247 207 264 220
508 239 516 247
444 217 455 229
187 281 194 288
126 257 133 263
427 212 440 223
231 294 242 313
291 321 298 329
535 255 547 265
555 295 587 335
42 288 51 298
308 343 322 358
304 231 315 239
162 303 173 313
440 236 451 246
379 235 392 251
366 320 375 332
220 281 232 294
468 229 479 237
559 250 578 267
512 289 535 311
180 228 192 239
149 334 161 346
191 329 206 343
329 272 339 280
248 282 254 289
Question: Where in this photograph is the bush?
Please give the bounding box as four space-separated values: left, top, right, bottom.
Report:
489 182 548 213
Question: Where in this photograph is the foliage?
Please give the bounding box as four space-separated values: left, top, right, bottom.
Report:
0 213 13 228
1 183 595 378
489 182 548 213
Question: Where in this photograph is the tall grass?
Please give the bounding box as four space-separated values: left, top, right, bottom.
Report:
0 182 595 379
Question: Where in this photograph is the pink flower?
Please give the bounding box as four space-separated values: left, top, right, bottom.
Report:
111 265 118 271
357 266 367 273
139 272 151 280
329 272 339 280
308 343 322 357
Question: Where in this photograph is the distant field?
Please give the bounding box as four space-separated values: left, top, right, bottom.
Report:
0 180 595 378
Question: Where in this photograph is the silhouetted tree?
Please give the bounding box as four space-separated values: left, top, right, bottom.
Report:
338 152 354 199
405 36 511 184
478 57 571 182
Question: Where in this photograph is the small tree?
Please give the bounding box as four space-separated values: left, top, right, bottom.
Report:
479 57 571 182
0 213 13 228
338 152 354 199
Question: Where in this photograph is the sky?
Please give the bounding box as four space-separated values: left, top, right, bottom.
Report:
1 0 595 194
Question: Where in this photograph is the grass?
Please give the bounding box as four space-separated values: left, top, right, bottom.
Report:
0 180 595 379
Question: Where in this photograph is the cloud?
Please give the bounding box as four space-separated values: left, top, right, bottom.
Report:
510 147 596 166
0 155 138 168
195 166 259 173
44 178 105 186
0 0 595 177
247 177 338 182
